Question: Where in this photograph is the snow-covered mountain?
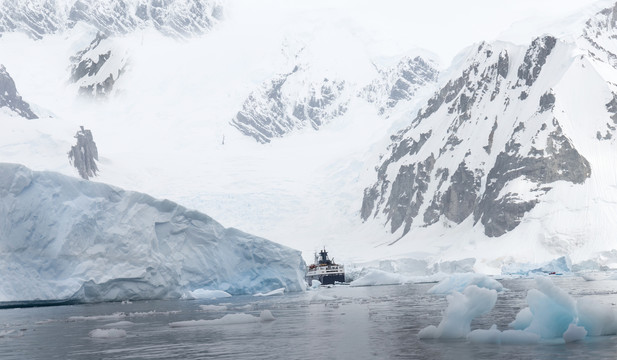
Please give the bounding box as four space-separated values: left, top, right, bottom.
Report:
231 54 438 143
1 0 617 282
361 3 617 266
0 0 223 39
69 32 129 97
0 163 305 302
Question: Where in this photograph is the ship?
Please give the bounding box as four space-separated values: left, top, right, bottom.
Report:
306 248 345 286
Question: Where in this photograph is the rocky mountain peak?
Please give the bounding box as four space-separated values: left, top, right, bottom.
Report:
0 0 223 39
361 33 594 240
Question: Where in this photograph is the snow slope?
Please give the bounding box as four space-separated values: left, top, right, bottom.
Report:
0 163 305 302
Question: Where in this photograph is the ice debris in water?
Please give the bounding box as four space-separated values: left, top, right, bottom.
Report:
253 287 285 296
169 310 275 328
89 328 127 338
102 321 134 328
349 269 407 287
418 285 498 339
199 304 228 311
467 325 540 345
189 289 232 300
427 273 504 294
424 275 617 344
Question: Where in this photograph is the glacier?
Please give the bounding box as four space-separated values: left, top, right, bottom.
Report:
0 163 306 303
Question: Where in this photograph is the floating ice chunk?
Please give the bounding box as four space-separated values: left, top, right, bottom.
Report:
89 328 127 338
467 325 540 345
418 285 498 339
190 289 232 300
509 307 533 330
524 277 577 338
349 269 406 287
563 324 587 343
169 310 275 328
102 321 134 328
427 273 504 294
577 297 617 336
259 310 275 322
128 310 180 317
69 312 126 321
0 329 15 338
253 288 285 297
199 304 228 311
309 280 321 289
308 292 337 302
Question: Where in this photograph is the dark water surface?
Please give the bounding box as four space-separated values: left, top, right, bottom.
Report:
2 278 617 359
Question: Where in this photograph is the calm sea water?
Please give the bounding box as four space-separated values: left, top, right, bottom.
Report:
2 278 617 359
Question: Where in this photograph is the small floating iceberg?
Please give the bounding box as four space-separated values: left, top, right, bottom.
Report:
169 310 275 328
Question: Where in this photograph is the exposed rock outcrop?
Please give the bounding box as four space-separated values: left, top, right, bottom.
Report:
0 65 37 119
68 126 99 180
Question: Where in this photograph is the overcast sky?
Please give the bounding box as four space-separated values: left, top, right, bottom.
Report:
226 0 615 67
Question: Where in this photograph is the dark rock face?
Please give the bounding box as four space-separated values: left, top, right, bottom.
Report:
385 155 435 235
475 121 591 237
517 36 557 87
69 33 125 97
539 91 556 113
231 67 348 143
361 130 434 237
68 126 99 180
0 0 223 39
0 65 37 119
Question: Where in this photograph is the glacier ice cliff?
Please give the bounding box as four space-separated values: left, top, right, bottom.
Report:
0 163 306 303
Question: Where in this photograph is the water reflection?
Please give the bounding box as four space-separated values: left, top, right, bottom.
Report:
1 278 617 359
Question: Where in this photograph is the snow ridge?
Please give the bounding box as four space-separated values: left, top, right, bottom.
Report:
232 56 438 143
0 0 223 39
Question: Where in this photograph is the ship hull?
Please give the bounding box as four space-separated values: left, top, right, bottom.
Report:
306 273 345 286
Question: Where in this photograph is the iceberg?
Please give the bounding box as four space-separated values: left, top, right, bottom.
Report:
418 285 498 339
0 163 306 303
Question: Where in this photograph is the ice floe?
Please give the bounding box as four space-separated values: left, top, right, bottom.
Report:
169 310 275 328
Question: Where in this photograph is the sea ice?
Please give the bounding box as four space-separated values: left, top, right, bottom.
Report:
102 321 134 328
169 310 275 328
427 273 504 294
189 289 232 300
418 285 498 339
89 328 127 338
253 287 285 296
199 304 228 311
467 325 540 345
349 269 406 287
